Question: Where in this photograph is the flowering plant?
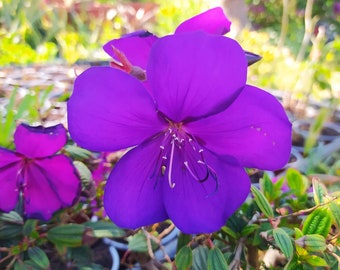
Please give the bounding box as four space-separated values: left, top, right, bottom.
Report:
0 7 339 270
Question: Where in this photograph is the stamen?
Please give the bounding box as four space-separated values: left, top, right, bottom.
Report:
184 161 209 182
167 141 176 188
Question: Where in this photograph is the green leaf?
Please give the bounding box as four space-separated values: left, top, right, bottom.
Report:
0 223 22 239
47 224 86 247
14 261 30 270
312 178 328 205
251 185 274 218
64 144 92 160
84 221 125 238
304 107 329 155
221 226 238 239
23 219 38 236
175 246 192 270
73 160 93 187
240 224 259 237
128 231 157 253
273 228 293 259
260 173 274 202
286 168 308 197
295 234 327 252
0 211 24 224
28 247 50 269
207 247 228 270
302 208 332 237
176 233 192 251
329 201 340 228
192 246 209 270
284 255 304 270
302 255 328 267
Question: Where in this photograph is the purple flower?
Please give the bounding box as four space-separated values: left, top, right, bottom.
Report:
67 31 292 233
0 123 81 220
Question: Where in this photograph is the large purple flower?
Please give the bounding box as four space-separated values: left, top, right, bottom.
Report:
0 124 81 220
67 31 292 233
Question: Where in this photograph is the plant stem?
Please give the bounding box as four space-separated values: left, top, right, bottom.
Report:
278 0 290 48
296 0 315 61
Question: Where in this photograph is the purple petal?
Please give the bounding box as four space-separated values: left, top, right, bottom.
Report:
104 136 168 229
175 7 231 35
67 67 166 152
186 85 292 170
23 155 80 220
103 31 158 69
147 31 247 122
0 148 21 212
14 123 67 158
162 149 250 234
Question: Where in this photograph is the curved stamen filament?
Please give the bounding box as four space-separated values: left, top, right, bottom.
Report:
184 160 209 182
168 141 176 188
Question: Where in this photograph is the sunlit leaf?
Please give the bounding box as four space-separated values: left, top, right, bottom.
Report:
273 228 293 259
251 185 274 218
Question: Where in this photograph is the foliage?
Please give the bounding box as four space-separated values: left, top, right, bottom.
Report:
0 85 339 268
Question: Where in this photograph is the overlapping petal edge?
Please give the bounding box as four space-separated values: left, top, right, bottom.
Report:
0 124 81 220
102 7 230 69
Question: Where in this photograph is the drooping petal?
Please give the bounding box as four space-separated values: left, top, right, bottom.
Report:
103 31 158 69
175 7 231 35
67 67 166 152
186 85 292 170
162 148 250 234
0 148 21 212
14 124 67 158
104 135 168 229
23 155 80 220
147 31 247 122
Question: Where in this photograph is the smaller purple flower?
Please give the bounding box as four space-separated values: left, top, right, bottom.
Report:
0 123 81 220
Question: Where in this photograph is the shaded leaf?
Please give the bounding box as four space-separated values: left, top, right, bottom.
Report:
221 226 238 239
176 233 192 251
47 224 85 247
207 247 228 270
28 247 50 269
192 246 209 270
175 246 192 270
84 221 125 238
241 224 259 237
23 219 38 237
128 231 157 253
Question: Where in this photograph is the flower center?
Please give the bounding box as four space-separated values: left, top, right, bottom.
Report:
153 120 218 191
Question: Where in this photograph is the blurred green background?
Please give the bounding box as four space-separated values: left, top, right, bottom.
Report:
0 0 339 107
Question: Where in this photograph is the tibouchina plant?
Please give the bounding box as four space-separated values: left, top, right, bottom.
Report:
67 9 292 233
